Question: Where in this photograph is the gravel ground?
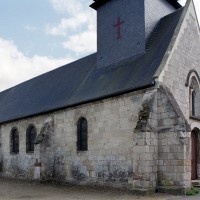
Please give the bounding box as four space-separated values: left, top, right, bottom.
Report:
0 178 199 200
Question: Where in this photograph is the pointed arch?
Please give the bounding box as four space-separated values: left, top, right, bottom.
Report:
26 124 37 153
192 90 195 116
77 117 88 151
186 70 200 118
189 76 200 118
10 127 19 154
185 70 200 87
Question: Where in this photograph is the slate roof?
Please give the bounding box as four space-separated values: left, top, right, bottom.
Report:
90 0 182 10
0 8 183 124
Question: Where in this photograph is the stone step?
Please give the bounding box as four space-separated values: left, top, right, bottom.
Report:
191 180 200 187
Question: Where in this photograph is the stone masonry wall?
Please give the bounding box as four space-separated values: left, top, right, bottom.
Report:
0 88 158 190
0 85 193 192
157 86 191 189
133 91 158 190
52 88 158 189
158 0 200 125
0 116 48 179
157 1 200 186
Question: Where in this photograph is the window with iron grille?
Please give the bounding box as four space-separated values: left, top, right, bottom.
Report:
77 117 88 151
10 128 19 154
26 125 37 153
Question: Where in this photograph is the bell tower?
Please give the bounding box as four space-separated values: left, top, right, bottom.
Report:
91 0 145 68
90 0 178 68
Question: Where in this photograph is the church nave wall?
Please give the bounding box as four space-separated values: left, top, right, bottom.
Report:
0 88 157 190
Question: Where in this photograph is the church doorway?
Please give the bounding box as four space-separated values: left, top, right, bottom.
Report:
191 130 198 180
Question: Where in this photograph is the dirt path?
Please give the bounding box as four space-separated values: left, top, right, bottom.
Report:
0 178 193 200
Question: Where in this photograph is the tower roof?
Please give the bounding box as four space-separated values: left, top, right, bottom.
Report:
90 0 182 10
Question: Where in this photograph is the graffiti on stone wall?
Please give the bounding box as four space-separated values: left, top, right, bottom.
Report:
95 161 133 183
6 156 35 178
52 153 66 181
72 159 87 181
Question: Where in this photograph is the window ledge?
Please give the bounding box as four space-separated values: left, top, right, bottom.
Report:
26 151 34 154
10 152 19 155
190 115 200 121
77 150 88 155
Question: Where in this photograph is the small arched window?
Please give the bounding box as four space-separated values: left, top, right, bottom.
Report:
77 117 88 151
10 128 19 154
190 76 200 118
26 125 37 153
192 90 196 116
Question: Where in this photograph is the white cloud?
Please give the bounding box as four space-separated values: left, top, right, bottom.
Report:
0 38 73 91
47 13 88 36
63 29 96 54
194 0 200 15
47 0 96 55
0 0 96 92
46 0 91 36
49 0 84 15
189 0 200 23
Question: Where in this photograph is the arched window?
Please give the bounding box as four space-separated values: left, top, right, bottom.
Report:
190 76 200 117
77 117 88 151
26 125 37 153
192 90 196 116
10 128 19 154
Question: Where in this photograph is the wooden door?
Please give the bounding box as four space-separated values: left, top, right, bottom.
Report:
191 131 198 180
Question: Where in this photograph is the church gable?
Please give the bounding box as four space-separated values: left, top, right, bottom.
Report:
155 0 200 122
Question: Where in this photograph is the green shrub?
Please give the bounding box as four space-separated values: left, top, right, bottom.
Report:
186 187 199 195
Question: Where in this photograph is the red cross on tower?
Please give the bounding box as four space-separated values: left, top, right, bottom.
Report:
113 16 125 40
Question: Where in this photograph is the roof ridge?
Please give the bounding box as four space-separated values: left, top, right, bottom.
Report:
146 21 161 51
153 1 188 78
146 8 183 51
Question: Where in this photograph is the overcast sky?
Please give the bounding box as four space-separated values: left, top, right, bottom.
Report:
0 0 199 91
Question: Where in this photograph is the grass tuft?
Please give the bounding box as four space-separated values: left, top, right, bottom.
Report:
186 187 199 196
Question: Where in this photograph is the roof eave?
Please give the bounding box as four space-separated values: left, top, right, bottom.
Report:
166 0 182 9
90 0 111 10
0 82 155 125
154 1 190 78
90 0 182 10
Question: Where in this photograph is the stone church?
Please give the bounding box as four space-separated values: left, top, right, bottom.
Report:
0 0 200 194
